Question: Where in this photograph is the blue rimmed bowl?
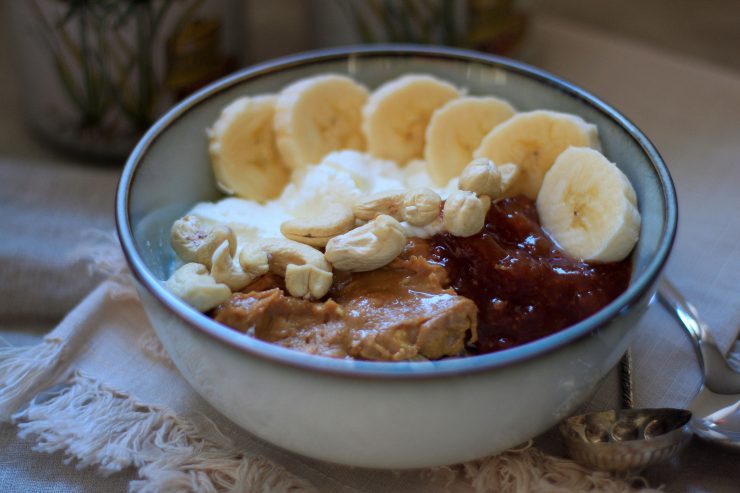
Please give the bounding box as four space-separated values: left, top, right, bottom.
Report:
116 45 676 468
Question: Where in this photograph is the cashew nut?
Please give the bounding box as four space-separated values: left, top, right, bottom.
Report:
258 238 331 275
325 215 406 272
458 158 502 198
164 263 232 312
210 241 266 291
499 163 520 194
280 204 355 247
353 190 406 221
285 264 333 300
255 238 333 298
443 191 491 237
171 215 236 268
238 244 270 278
353 188 441 227
400 187 442 226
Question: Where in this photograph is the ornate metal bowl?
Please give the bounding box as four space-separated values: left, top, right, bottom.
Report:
561 408 692 471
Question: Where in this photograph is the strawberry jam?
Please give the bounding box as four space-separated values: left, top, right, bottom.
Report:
430 196 631 354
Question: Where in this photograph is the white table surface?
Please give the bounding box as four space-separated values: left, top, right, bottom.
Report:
2 13 740 493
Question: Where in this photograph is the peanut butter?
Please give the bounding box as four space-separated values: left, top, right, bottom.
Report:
213 239 477 361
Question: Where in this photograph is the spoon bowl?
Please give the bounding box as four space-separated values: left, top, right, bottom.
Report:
560 408 692 471
689 387 740 451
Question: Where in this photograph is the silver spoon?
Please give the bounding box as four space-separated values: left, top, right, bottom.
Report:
657 277 740 394
562 279 740 468
657 278 740 450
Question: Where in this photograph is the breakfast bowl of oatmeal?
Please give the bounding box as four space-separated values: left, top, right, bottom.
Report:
116 45 676 468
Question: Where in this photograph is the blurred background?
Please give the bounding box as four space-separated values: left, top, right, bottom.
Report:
2 0 739 163
250 0 740 68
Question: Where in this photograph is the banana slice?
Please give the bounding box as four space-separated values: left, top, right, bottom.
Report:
363 74 460 165
425 96 516 185
474 110 600 198
208 95 290 202
274 74 368 169
537 147 640 263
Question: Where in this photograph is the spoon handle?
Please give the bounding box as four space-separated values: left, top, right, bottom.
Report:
657 277 740 394
620 350 634 409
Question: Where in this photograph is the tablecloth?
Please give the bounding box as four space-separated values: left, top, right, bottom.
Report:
2 14 740 492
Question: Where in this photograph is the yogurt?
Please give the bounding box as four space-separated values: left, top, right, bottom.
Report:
189 150 455 244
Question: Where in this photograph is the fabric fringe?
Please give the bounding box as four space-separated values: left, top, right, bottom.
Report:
0 280 116 421
0 338 66 420
13 372 317 493
462 441 661 493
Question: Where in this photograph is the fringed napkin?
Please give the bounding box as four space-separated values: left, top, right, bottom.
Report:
0 231 671 492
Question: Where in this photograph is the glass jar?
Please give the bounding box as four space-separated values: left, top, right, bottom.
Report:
9 0 243 161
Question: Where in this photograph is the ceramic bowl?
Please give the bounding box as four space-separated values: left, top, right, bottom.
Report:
116 45 677 469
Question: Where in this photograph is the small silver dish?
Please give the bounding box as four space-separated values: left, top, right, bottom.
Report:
560 408 692 471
